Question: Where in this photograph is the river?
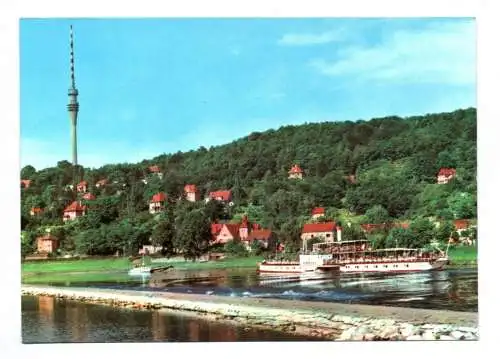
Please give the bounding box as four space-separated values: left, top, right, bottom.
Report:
39 267 477 312
22 295 320 343
23 267 477 343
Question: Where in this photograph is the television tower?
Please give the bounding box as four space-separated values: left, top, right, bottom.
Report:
68 25 79 169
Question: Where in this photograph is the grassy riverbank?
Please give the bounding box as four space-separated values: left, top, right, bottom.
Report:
447 245 477 266
21 255 264 284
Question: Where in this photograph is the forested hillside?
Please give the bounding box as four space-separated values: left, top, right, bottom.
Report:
20 107 477 258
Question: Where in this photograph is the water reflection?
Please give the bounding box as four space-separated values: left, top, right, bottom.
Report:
22 296 318 343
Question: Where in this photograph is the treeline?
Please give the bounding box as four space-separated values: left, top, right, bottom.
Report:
20 107 477 257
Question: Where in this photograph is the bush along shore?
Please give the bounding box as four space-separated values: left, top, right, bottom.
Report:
22 285 478 341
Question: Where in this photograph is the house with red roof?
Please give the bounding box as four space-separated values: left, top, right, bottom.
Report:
246 229 275 249
63 201 86 221
311 207 325 219
212 223 242 245
437 168 456 184
21 179 31 189
76 181 88 193
451 219 476 244
211 216 275 249
206 190 232 203
95 179 108 188
36 234 59 254
301 222 337 251
288 164 304 179
149 165 163 180
30 207 43 216
149 192 167 214
184 184 200 202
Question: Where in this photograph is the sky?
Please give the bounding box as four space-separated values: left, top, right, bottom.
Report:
19 17 476 170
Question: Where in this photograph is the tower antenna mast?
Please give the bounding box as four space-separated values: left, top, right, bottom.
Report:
67 24 80 190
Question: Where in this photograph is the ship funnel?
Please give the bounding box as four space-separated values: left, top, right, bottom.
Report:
337 226 342 242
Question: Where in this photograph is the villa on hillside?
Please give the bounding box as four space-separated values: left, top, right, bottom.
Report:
184 184 200 202
149 165 163 180
149 192 167 214
63 201 86 221
211 216 275 249
36 234 59 254
288 164 304 179
76 181 88 193
245 228 275 249
301 222 337 251
437 168 456 184
30 207 43 216
311 207 325 219
206 190 232 204
212 223 241 245
453 219 476 244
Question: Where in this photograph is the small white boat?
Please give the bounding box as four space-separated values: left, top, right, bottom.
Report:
128 266 152 276
128 254 152 276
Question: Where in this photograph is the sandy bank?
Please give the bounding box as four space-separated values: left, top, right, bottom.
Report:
21 285 478 341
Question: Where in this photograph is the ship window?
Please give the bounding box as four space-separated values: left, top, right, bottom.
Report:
384 265 388 268
365 265 368 268
375 265 378 268
405 264 409 267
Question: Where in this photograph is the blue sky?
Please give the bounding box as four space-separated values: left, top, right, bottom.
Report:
20 18 476 170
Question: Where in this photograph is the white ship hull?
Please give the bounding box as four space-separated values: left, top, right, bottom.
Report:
339 258 448 273
257 263 304 273
258 256 448 275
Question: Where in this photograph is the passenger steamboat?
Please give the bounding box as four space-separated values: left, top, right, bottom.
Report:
258 238 449 274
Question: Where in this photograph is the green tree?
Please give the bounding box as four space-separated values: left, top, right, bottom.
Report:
363 205 391 224
21 165 37 179
224 240 249 257
447 192 476 219
151 212 175 257
174 209 211 261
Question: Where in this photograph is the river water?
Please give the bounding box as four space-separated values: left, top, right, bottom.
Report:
23 267 477 343
22 295 318 343
44 267 478 312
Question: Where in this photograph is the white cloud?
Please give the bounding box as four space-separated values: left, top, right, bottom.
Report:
310 21 476 85
278 30 344 46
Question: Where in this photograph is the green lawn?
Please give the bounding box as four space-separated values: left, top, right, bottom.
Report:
447 245 477 265
22 257 132 274
21 255 264 284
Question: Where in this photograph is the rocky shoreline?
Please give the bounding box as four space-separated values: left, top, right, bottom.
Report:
21 285 478 341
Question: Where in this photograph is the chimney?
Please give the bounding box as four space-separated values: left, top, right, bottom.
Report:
337 226 342 242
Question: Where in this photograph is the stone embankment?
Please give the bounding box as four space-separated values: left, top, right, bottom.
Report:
21 285 478 341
